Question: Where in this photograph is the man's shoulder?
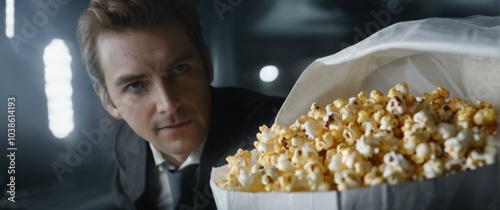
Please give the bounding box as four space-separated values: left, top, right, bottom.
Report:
211 86 284 111
209 87 284 154
113 121 147 169
212 86 266 100
111 121 150 207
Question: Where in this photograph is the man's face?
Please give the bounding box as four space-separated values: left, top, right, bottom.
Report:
96 19 212 158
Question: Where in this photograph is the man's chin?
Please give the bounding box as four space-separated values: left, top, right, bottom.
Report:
152 121 207 156
156 137 204 155
151 141 197 166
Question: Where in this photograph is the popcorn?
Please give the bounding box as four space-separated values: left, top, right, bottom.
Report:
251 163 261 173
261 168 279 185
323 112 343 130
306 172 329 191
386 97 407 115
257 141 276 154
422 159 444 179
308 102 327 120
343 122 361 145
436 105 453 122
372 109 386 124
259 129 276 143
341 104 358 123
379 115 398 131
383 151 411 173
238 168 256 190
302 143 320 161
427 142 443 160
291 149 306 167
412 143 431 164
326 151 344 173
304 118 323 139
349 97 362 107
369 90 389 104
341 148 364 170
473 107 497 126
455 106 477 129
432 86 450 100
433 122 458 143
226 149 252 172
357 92 369 104
413 109 436 125
334 169 362 191
357 110 370 125
277 174 298 192
361 119 378 136
482 146 497 165
277 158 295 174
294 169 310 190
376 131 400 153
444 130 471 160
353 160 372 177
217 82 497 193
364 167 385 186
356 135 380 158
444 158 466 173
317 132 335 151
333 98 347 111
291 136 305 148
466 139 497 170
394 82 410 95
402 134 419 155
304 162 326 174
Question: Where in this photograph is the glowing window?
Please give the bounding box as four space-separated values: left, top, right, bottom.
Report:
259 65 279 82
43 39 74 139
5 0 14 38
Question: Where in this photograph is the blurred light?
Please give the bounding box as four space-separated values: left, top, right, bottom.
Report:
259 65 279 82
44 39 74 139
5 0 14 38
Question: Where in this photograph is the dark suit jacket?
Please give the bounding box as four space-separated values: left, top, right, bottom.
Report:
112 87 284 210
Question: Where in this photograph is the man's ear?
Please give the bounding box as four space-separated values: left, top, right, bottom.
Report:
204 47 214 83
94 84 123 120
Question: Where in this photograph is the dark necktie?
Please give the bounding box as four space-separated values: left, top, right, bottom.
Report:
163 162 200 209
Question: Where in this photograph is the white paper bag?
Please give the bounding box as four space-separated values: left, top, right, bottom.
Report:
211 15 500 210
276 16 500 127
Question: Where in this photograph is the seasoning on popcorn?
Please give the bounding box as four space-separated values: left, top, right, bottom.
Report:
216 82 498 192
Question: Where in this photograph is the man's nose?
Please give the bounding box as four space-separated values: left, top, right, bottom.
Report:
153 82 180 114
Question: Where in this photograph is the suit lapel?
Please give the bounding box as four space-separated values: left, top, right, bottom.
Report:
116 123 148 203
198 88 233 190
128 138 148 203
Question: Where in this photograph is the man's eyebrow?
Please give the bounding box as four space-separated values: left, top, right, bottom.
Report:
169 52 195 67
114 74 146 87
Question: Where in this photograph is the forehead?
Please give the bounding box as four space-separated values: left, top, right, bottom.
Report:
96 19 197 85
97 18 191 58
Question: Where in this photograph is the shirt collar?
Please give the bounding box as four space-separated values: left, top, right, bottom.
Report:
149 139 206 171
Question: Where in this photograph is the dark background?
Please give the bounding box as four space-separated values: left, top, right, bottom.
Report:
0 0 499 209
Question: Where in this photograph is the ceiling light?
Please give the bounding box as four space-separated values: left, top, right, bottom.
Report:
259 65 279 82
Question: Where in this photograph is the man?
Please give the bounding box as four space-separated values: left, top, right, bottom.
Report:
77 0 284 209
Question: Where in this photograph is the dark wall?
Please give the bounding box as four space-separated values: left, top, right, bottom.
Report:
0 0 118 209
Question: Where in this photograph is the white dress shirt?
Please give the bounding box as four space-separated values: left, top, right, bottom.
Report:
149 140 206 210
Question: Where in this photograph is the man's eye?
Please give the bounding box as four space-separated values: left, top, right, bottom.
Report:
172 64 187 75
127 82 144 91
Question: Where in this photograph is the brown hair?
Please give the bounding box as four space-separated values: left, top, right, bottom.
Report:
77 0 209 106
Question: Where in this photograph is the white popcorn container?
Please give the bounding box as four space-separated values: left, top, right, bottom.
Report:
210 16 500 210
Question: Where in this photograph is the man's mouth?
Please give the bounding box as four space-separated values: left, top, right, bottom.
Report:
158 119 192 130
